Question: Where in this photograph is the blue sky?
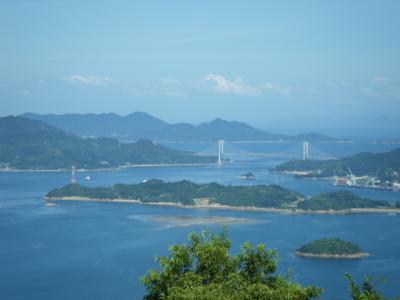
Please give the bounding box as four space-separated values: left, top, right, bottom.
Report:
1 0 399 132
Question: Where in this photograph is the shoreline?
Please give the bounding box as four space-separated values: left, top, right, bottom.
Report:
294 251 370 259
0 163 215 173
45 196 400 215
273 171 399 192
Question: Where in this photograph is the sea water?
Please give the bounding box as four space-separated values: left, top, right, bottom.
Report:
1 142 399 299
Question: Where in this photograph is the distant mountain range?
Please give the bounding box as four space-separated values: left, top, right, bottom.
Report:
23 112 334 142
0 116 216 170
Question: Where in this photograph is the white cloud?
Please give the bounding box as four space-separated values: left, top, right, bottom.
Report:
326 81 352 88
261 82 292 95
126 78 188 98
64 75 113 86
19 89 31 96
361 87 382 98
159 78 187 98
202 74 293 96
374 76 391 83
204 74 261 96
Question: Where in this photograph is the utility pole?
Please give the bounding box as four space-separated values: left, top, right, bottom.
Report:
302 141 309 160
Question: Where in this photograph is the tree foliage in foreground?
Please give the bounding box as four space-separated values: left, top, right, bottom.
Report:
141 230 322 300
345 273 398 300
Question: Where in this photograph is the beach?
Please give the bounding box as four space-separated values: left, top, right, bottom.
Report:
294 251 370 259
45 196 400 215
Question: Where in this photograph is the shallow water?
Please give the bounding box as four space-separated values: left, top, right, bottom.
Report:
1 142 399 299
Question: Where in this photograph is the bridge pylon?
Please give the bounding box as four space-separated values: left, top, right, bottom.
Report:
218 140 224 166
71 165 77 184
302 141 309 160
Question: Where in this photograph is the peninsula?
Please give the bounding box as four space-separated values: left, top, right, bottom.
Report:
45 180 400 214
295 238 369 259
0 116 216 170
272 148 400 191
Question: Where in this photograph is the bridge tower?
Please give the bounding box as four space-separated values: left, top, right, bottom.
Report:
218 140 224 166
302 141 309 160
71 165 77 184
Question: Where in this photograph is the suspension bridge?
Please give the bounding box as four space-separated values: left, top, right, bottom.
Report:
195 140 337 165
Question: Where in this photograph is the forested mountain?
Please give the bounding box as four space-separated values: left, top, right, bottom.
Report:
0 116 216 170
272 148 400 181
23 112 334 142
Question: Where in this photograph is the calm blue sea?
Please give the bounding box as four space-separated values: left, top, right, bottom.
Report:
1 142 399 300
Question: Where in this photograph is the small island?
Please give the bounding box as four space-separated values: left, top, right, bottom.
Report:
239 172 255 179
295 238 369 259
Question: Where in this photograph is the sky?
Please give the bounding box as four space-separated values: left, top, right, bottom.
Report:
1 0 400 133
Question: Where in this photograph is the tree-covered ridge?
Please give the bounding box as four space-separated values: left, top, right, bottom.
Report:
272 148 400 182
46 181 397 211
297 238 362 255
0 116 216 170
140 230 322 300
298 191 391 211
46 180 301 207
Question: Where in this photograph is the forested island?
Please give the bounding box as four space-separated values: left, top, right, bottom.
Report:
46 180 301 208
0 116 216 170
46 180 400 214
240 172 255 179
295 238 369 259
272 148 400 183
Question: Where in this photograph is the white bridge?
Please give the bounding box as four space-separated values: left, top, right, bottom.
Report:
197 140 336 165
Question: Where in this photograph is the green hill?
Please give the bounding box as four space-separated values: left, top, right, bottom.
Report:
272 148 400 182
297 238 362 255
298 191 390 211
46 180 301 208
0 116 216 170
46 180 398 212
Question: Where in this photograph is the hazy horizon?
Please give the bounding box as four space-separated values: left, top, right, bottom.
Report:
4 111 398 139
2 1 400 132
